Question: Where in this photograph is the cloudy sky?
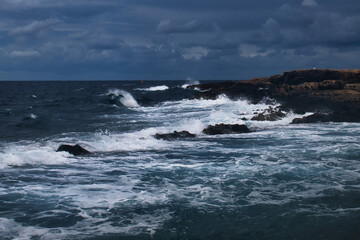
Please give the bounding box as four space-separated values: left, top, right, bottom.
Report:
1 0 360 80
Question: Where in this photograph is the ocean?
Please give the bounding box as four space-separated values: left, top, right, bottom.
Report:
0 81 360 239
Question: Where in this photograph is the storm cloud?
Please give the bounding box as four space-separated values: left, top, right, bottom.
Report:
0 0 359 80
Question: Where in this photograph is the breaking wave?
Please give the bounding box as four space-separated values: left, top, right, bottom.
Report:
106 89 140 108
2 81 360 239
181 80 200 89
0 143 71 169
135 85 169 91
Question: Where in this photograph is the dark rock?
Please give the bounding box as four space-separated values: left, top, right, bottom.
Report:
202 124 250 135
251 108 286 121
241 117 247 120
251 113 266 121
154 131 196 140
318 80 345 90
57 144 90 156
291 113 328 124
189 69 360 122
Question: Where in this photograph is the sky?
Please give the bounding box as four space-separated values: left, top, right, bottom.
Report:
0 0 360 80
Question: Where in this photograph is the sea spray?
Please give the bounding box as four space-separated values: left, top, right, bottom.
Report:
181 80 200 89
1 81 359 239
135 85 169 91
106 89 140 108
0 144 70 169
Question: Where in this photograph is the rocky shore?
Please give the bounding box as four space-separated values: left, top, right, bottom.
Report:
189 69 360 122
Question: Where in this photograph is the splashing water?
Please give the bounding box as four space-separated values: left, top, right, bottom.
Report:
1 81 360 240
106 89 140 108
135 85 169 91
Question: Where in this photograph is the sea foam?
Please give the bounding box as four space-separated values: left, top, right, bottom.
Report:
135 85 169 91
181 80 200 89
0 144 71 169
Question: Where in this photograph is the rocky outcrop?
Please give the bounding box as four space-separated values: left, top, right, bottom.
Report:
202 124 250 135
154 131 196 140
318 80 345 90
57 144 90 156
291 113 329 124
189 69 360 122
251 107 286 121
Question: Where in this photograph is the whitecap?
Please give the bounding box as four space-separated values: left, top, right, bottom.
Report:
0 144 71 169
181 80 200 89
106 89 140 108
135 85 169 91
0 218 48 240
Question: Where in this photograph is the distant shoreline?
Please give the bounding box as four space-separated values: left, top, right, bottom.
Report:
189 69 360 123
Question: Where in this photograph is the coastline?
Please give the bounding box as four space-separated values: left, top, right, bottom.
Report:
189 69 360 123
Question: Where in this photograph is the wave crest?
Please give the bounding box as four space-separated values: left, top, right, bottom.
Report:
135 85 169 91
182 80 200 89
0 144 70 169
106 89 140 108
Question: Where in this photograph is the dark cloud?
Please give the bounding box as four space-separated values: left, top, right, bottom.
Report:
156 20 201 34
10 18 61 38
0 0 360 80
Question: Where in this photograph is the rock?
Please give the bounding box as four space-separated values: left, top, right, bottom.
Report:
154 131 196 140
251 108 286 121
202 124 250 135
57 144 90 156
189 69 360 122
241 117 247 120
318 80 345 90
291 113 328 124
251 113 266 121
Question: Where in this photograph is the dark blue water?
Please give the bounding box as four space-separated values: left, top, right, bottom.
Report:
1 81 360 239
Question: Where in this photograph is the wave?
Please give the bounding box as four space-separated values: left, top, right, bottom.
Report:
106 89 140 108
136 95 314 132
0 218 48 240
0 143 71 169
0 95 313 167
181 80 200 89
0 209 172 239
23 113 37 120
135 85 169 91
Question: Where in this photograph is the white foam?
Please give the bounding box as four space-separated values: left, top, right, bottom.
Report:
248 112 314 129
3 89 359 239
181 80 200 89
0 144 71 169
177 119 206 134
0 218 48 240
0 209 173 239
76 95 315 154
138 95 277 127
81 128 170 152
135 85 169 91
106 89 140 108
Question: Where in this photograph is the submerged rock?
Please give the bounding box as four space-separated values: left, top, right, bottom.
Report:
154 131 196 140
57 144 90 156
202 124 250 135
